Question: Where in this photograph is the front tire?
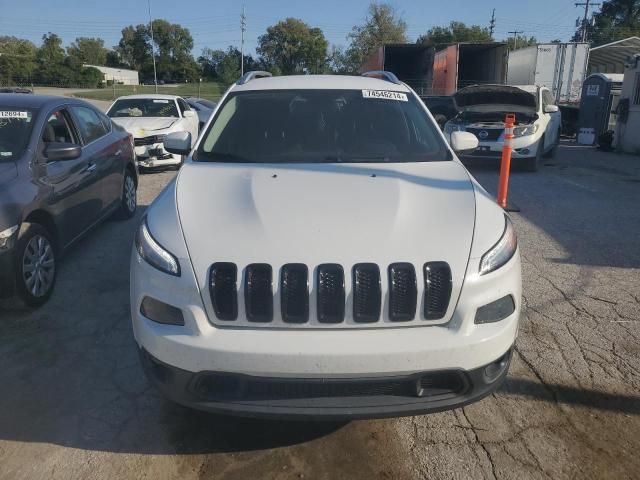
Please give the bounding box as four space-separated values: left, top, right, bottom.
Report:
15 223 57 308
115 169 137 220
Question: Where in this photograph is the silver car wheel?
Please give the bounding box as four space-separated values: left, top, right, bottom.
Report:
22 235 55 298
125 175 137 213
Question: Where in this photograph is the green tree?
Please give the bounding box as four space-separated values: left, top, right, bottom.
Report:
417 21 493 46
67 37 108 65
257 18 328 74
116 24 151 71
344 3 408 73
35 33 68 84
198 46 256 84
574 0 640 45
0 36 37 84
506 34 538 50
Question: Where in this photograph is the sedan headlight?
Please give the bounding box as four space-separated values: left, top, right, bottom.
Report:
135 218 180 276
479 216 517 275
513 124 539 137
0 225 19 250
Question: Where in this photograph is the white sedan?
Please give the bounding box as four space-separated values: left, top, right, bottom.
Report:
107 94 199 170
131 72 521 419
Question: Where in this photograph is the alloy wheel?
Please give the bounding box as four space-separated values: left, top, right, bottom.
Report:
125 175 137 213
22 234 55 298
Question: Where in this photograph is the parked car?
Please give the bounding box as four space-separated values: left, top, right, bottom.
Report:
420 95 458 129
131 71 521 419
184 97 217 131
0 94 138 307
106 94 198 171
444 85 562 171
0 87 33 94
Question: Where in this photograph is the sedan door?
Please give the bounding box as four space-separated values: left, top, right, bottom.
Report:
37 108 98 246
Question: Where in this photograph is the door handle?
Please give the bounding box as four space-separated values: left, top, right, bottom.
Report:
115 149 122 156
85 163 97 173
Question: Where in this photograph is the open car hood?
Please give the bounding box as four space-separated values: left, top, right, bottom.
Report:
454 85 537 110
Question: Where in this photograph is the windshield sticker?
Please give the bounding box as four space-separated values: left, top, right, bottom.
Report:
362 90 408 102
153 99 169 103
0 111 28 118
0 152 12 157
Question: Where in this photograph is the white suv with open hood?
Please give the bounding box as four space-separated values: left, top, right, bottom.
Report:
130 72 522 419
444 85 562 171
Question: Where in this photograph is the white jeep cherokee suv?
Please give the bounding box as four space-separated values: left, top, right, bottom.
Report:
130 71 522 419
444 85 562 172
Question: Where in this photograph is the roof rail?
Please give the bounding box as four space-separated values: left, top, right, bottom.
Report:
236 71 273 85
361 70 402 85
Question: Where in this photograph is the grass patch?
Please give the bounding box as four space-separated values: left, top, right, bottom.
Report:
75 82 225 102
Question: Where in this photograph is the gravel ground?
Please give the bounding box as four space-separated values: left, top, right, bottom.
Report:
0 143 639 479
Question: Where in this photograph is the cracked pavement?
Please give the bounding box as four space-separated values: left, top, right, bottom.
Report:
1 142 639 479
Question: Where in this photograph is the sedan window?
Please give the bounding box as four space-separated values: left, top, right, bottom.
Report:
0 108 36 160
70 106 108 144
43 110 76 144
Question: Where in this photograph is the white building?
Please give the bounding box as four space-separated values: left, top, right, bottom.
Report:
83 65 139 85
614 55 640 154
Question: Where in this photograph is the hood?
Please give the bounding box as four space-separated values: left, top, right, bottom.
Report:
176 161 476 324
110 117 179 137
0 161 17 185
454 85 536 110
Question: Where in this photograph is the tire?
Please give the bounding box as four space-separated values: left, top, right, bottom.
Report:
543 130 560 159
115 169 137 220
14 223 57 308
524 137 544 172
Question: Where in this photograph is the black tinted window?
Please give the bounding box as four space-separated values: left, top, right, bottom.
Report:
0 108 36 160
197 90 449 163
70 106 107 143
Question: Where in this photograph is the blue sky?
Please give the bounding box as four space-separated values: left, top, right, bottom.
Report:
0 0 591 55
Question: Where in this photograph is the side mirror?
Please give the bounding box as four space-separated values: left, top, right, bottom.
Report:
450 131 479 154
544 104 559 114
183 110 196 118
45 142 82 161
163 131 192 155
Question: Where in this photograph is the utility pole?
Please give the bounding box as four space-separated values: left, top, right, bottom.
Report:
240 5 246 77
489 9 496 39
147 0 158 93
508 30 524 50
575 0 600 42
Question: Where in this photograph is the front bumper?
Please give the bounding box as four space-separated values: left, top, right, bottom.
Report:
140 346 513 419
461 137 542 160
135 143 181 169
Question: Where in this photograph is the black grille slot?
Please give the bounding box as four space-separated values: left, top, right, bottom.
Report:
423 262 452 320
134 135 161 146
352 263 381 323
281 264 309 323
209 263 238 321
388 263 417 322
244 264 273 323
317 264 345 323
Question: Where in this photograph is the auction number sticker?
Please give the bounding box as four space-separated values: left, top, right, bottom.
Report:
0 111 28 118
362 90 408 102
153 99 169 103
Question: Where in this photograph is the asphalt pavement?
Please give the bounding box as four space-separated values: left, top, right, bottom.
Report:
0 140 638 479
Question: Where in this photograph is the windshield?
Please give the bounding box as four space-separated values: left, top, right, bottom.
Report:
107 98 179 118
0 108 36 161
197 89 450 163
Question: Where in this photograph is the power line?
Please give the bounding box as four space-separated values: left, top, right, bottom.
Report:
508 30 524 49
575 0 601 42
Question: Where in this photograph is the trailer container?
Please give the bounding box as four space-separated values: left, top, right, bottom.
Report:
361 44 435 95
507 43 589 104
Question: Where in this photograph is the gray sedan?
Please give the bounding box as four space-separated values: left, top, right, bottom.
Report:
0 94 138 307
184 97 216 130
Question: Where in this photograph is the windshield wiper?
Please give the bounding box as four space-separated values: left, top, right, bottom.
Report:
205 151 251 162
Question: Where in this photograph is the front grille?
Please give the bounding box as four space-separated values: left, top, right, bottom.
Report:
466 128 503 142
207 262 452 328
388 263 418 322
317 264 345 323
209 263 237 321
281 264 309 323
352 263 381 323
244 264 273 323
191 371 467 402
134 135 164 146
423 262 452 320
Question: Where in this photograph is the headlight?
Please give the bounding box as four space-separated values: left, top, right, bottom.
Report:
135 218 180 276
444 123 464 134
479 215 517 275
0 225 19 250
513 124 539 137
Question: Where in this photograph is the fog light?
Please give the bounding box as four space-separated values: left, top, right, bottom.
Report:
475 295 515 324
483 350 511 383
140 296 185 325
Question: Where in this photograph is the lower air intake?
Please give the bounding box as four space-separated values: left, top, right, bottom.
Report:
317 264 345 323
388 263 417 321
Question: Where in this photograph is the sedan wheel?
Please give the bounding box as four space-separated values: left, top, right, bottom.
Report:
115 170 137 220
15 223 57 307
